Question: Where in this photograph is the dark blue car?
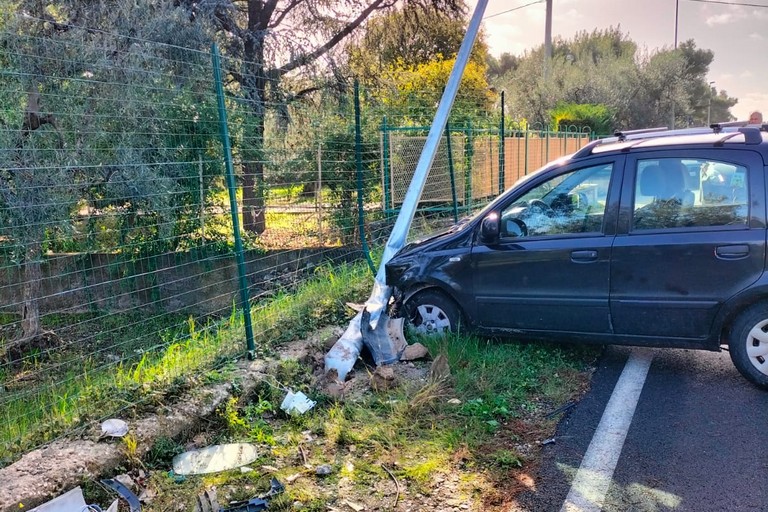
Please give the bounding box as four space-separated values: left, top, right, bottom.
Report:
385 125 768 388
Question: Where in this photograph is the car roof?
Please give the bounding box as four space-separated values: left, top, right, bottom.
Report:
572 123 768 161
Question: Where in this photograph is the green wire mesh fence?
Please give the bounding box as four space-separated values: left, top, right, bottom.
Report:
0 15 593 464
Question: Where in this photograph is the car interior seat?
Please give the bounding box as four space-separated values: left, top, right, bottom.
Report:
636 164 687 229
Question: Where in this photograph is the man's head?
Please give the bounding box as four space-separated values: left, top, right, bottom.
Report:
749 111 763 124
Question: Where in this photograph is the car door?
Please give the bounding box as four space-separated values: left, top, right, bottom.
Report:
610 149 766 340
470 156 623 333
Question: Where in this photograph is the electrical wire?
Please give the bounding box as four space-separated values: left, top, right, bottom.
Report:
484 0 544 20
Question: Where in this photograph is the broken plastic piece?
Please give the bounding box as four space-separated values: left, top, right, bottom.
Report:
172 443 260 475
199 478 284 512
280 390 316 416
28 487 87 512
360 309 407 366
100 418 129 437
324 311 365 381
101 478 141 512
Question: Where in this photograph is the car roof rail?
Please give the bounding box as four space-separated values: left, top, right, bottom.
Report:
571 139 604 159
571 123 765 159
613 127 668 142
711 121 748 133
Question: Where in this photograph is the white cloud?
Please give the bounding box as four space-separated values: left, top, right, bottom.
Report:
706 13 736 26
749 33 764 41
740 70 754 78
731 92 768 121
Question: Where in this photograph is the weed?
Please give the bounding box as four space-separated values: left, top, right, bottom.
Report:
489 449 524 469
122 433 144 470
145 437 184 469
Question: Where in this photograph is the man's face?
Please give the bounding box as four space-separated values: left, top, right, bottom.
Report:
750 112 763 124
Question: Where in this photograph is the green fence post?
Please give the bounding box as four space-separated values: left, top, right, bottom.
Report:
524 127 529 175
445 122 459 223
211 43 255 358
498 91 505 195
354 80 375 273
381 116 392 218
464 121 474 213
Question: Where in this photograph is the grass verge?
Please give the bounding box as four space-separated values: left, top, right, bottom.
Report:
0 261 370 466
123 332 600 511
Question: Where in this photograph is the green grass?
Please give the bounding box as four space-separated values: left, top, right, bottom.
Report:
157 331 599 511
0 261 372 467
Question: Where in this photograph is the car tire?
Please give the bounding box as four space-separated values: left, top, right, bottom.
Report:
403 289 463 336
729 303 768 389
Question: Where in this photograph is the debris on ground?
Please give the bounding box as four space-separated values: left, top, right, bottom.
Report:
172 443 259 475
279 390 316 415
370 365 397 391
100 418 129 438
27 486 120 512
359 309 407 366
400 342 430 361
195 478 285 512
101 477 142 512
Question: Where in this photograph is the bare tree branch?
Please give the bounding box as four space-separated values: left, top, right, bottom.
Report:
275 0 395 77
269 0 304 29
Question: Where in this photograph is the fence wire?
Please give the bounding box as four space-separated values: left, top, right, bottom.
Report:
0 15 592 465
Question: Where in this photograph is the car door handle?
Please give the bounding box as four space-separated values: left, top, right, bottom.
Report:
571 250 598 262
715 244 750 260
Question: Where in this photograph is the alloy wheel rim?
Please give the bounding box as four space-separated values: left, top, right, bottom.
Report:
746 319 768 376
414 304 451 334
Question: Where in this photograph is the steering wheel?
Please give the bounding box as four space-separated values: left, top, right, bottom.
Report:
527 199 555 217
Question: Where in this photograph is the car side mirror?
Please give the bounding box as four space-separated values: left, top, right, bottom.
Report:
480 213 499 243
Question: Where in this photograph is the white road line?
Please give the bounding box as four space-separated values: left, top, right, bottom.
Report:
561 349 654 512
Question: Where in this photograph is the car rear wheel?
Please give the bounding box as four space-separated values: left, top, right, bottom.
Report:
403 289 462 336
729 303 768 389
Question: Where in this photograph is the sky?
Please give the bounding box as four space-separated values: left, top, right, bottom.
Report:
466 0 768 121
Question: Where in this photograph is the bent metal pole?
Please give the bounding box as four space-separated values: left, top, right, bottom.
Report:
324 0 490 380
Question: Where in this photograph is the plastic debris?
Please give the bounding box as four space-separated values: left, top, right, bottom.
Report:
196 478 284 512
360 309 407 366
280 390 316 416
101 478 142 512
28 487 87 512
172 443 259 475
27 487 118 512
100 418 129 438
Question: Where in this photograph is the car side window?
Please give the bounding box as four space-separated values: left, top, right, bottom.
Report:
499 163 612 238
632 158 748 230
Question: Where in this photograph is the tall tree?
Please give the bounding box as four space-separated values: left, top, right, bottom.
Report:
180 0 466 234
493 28 737 131
0 0 219 353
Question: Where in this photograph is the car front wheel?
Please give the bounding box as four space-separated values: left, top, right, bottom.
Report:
403 289 462 336
729 303 768 389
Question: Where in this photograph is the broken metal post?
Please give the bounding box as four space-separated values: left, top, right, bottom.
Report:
324 0 490 380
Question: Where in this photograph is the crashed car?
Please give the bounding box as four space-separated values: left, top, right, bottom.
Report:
385 124 768 388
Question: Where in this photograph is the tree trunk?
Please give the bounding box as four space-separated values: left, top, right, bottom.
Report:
21 243 42 342
240 9 268 235
242 159 265 234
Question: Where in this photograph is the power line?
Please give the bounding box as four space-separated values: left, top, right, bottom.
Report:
484 0 544 20
685 0 768 7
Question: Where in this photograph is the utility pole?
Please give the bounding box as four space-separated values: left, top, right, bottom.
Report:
707 81 715 126
544 0 552 80
670 0 679 129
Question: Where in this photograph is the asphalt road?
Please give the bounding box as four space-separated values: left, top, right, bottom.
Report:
513 345 768 512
